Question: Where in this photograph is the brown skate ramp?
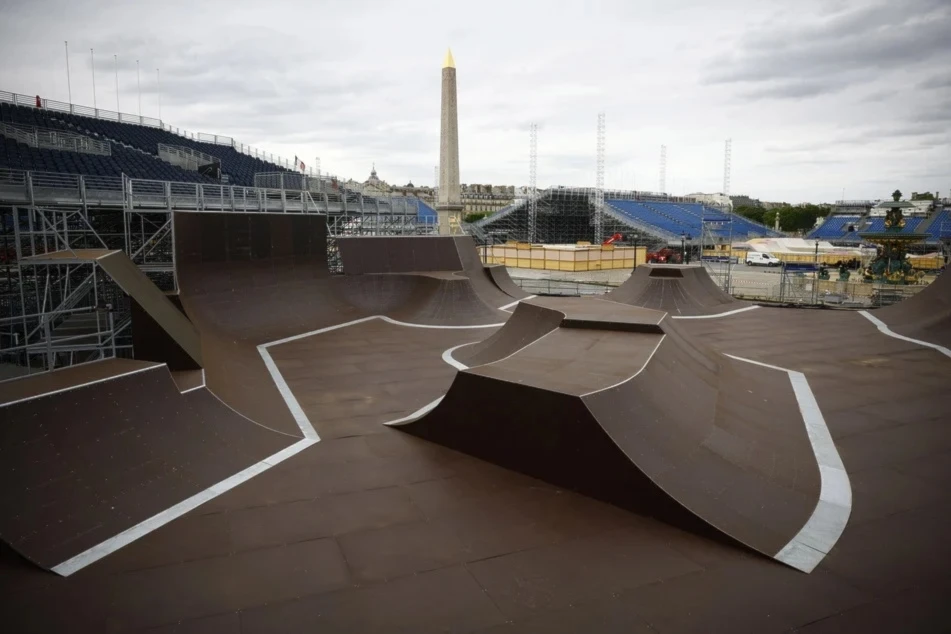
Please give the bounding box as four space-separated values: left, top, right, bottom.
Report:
0 361 294 573
398 299 825 569
608 265 750 316
173 213 506 435
339 235 517 310
455 297 662 368
328 273 505 326
23 250 203 367
131 292 201 371
338 236 463 274
452 236 527 307
486 263 531 299
868 272 951 347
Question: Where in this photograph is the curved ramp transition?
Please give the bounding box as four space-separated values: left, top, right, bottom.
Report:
608 265 751 317
395 296 836 571
0 359 295 574
869 271 951 348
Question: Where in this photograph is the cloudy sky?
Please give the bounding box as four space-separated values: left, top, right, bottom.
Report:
1 0 948 202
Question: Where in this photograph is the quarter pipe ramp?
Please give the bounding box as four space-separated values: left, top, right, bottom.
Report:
394 297 835 571
607 265 750 317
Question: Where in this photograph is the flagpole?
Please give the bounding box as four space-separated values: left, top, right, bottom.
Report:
114 54 120 113
65 41 72 104
136 60 141 116
90 48 97 110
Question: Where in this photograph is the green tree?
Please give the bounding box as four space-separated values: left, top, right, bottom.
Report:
733 206 766 224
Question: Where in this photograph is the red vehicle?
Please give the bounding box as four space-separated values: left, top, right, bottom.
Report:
601 232 624 245
646 247 683 264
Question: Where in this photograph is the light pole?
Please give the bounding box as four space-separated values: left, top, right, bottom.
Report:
813 239 820 304
681 232 686 264
64 41 72 104
90 48 97 111
632 233 638 270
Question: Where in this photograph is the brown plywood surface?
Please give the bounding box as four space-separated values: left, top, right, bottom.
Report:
0 366 294 571
3 217 949 632
0 357 161 406
97 251 202 366
873 272 951 347
607 264 750 316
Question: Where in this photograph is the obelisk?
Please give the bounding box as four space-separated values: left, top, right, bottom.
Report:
437 48 462 235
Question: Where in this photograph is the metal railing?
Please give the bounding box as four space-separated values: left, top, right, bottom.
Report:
0 169 452 222
157 143 219 171
1 89 329 179
0 121 111 156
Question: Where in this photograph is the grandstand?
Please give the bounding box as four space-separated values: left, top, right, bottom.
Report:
476 188 782 247
808 199 950 247
0 98 289 186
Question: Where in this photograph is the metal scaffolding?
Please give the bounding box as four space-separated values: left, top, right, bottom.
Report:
0 167 438 378
723 139 732 197
594 113 605 244
528 123 538 243
659 145 667 194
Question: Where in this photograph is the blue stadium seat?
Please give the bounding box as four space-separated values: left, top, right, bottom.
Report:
606 199 780 240
1 103 291 186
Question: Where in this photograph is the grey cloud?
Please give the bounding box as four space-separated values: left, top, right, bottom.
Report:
742 79 848 101
707 0 951 88
860 89 898 103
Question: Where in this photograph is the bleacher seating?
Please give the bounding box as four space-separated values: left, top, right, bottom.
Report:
0 130 212 183
808 215 863 240
0 102 289 186
606 199 780 240
416 198 437 221
924 209 951 242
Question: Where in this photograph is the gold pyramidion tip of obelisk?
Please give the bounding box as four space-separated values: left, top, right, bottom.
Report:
443 48 455 69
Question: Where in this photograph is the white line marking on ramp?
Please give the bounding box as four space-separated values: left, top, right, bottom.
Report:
671 305 759 320
499 295 537 312
725 353 851 574
178 369 207 394
51 437 317 577
51 316 502 576
858 310 951 359
0 364 164 409
580 335 666 396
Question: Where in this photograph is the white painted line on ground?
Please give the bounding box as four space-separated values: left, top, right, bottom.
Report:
51 314 505 576
51 437 317 577
257 346 319 441
580 335 667 397
498 295 537 312
442 342 476 371
0 364 164 409
725 353 852 574
671 305 759 320
178 369 207 394
382 396 445 427
858 310 951 359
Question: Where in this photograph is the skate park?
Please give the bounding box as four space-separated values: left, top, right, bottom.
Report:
1 208 949 632
1 28 950 631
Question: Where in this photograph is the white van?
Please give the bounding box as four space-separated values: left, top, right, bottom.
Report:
745 252 782 267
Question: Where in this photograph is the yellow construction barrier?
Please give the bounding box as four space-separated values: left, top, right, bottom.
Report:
484 244 646 271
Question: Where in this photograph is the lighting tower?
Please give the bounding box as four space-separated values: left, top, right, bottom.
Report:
528 122 538 243
594 112 605 244
659 144 667 194
723 138 732 196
